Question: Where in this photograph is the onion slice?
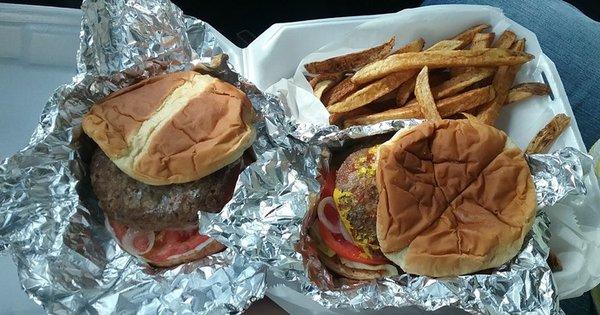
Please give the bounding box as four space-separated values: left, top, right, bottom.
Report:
121 228 155 255
338 220 354 243
317 197 340 234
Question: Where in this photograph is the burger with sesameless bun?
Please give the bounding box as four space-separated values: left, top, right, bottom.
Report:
82 70 256 267
311 119 536 279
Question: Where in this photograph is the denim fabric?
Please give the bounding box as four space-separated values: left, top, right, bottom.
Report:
422 0 600 149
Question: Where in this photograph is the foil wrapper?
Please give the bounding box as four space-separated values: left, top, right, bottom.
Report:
201 117 592 314
0 0 287 313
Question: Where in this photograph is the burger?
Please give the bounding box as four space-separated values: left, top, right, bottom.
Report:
310 119 536 279
82 70 256 267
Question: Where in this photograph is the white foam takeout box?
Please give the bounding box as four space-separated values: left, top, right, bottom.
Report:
1 3 599 315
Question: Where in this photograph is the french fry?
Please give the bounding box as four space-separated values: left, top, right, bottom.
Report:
477 37 527 124
415 66 442 120
322 76 357 106
511 38 526 52
405 67 495 107
395 76 416 106
506 83 550 104
325 39 431 112
461 112 481 124
451 32 495 76
450 24 490 48
322 38 425 106
313 79 337 99
392 38 425 55
494 30 517 49
471 32 495 50
525 114 571 154
329 106 374 126
344 85 494 127
352 48 533 84
426 40 464 51
328 71 416 113
309 73 344 89
305 37 395 74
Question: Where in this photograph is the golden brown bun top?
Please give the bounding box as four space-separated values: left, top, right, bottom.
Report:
82 71 256 185
376 119 536 277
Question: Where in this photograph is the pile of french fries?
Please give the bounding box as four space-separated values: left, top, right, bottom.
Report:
304 24 562 132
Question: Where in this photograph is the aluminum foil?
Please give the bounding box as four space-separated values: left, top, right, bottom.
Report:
200 117 592 314
0 0 287 313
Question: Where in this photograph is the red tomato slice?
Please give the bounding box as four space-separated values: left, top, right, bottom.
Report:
107 219 212 263
108 219 128 239
318 221 389 265
320 171 336 198
143 230 211 262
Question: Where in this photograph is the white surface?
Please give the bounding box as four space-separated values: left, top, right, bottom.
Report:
0 4 81 314
1 3 599 315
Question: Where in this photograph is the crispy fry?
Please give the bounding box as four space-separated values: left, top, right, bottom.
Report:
511 38 526 52
471 32 495 50
451 32 495 76
548 251 563 272
322 38 424 106
506 83 550 104
322 76 357 106
461 112 480 124
328 71 416 113
406 67 495 107
426 40 464 51
392 38 425 55
345 85 494 127
309 73 344 89
313 79 337 99
415 66 442 120
477 37 528 125
305 37 395 74
494 30 517 49
525 114 571 154
352 48 533 84
450 24 490 48
329 106 374 126
393 40 462 107
395 76 416 106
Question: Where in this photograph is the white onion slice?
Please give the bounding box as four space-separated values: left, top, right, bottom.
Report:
317 197 340 233
338 220 354 243
121 228 155 255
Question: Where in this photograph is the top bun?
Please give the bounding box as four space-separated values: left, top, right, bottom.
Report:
82 71 256 186
375 119 536 277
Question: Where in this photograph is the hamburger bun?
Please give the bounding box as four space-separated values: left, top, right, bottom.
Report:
82 71 256 186
376 119 536 277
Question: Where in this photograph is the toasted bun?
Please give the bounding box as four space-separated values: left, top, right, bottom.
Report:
376 119 536 277
82 71 256 185
145 239 226 268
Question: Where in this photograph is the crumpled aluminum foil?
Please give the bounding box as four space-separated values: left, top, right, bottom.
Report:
0 0 289 313
201 116 592 314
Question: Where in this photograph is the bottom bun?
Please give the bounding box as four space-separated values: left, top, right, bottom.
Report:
318 252 397 280
145 239 226 268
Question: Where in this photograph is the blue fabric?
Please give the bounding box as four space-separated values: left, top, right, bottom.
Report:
422 0 600 149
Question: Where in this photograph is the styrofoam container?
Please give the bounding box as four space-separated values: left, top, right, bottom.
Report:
1 3 599 315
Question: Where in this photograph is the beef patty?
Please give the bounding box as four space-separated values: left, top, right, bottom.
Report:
90 149 247 231
334 146 379 252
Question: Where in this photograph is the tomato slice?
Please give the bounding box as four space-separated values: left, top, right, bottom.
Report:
320 171 336 198
107 219 212 263
318 221 389 265
143 230 211 262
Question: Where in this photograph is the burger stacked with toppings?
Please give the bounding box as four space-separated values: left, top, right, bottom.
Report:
82 71 256 267
311 119 537 279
